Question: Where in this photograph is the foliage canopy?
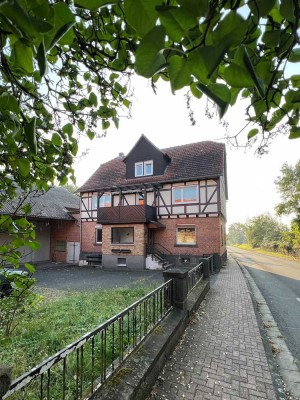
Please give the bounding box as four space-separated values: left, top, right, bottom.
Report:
275 160 300 224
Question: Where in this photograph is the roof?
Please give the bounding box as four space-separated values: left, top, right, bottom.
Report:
79 140 226 192
0 187 80 220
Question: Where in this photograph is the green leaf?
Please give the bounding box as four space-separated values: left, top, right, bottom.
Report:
0 93 20 113
168 55 191 93
89 92 98 107
291 75 300 89
102 120 110 130
36 40 48 77
62 123 73 135
289 49 300 63
44 3 75 50
156 5 197 42
289 126 300 139
135 26 166 78
18 158 31 177
125 0 160 37
248 0 276 17
177 0 209 17
78 119 85 131
223 63 254 88
48 22 75 51
123 99 131 109
279 0 295 21
189 45 227 82
75 0 118 11
87 129 95 140
197 83 231 118
212 11 246 48
24 117 37 155
52 132 62 146
242 47 265 98
247 128 259 139
13 40 34 74
190 82 203 99
24 263 35 274
262 30 281 47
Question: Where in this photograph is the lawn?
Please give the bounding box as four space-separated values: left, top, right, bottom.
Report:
0 284 158 380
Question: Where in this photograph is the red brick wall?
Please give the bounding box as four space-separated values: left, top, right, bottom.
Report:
154 217 223 256
81 221 103 253
50 213 80 262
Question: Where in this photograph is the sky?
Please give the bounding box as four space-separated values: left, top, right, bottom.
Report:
74 76 299 228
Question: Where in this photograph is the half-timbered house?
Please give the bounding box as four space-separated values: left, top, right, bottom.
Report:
79 135 228 269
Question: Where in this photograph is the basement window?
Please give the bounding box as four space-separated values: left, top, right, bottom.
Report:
117 258 127 267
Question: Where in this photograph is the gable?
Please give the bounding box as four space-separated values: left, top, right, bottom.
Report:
124 135 170 179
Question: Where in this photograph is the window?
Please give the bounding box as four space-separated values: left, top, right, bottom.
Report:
99 193 111 207
138 193 144 205
176 226 196 245
117 258 127 267
92 195 98 209
135 160 153 177
173 186 198 204
95 228 102 244
111 227 134 244
55 240 66 252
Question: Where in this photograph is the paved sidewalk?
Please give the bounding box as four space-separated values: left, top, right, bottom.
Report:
148 257 280 400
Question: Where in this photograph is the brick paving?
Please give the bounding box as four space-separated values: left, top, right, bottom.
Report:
148 257 278 400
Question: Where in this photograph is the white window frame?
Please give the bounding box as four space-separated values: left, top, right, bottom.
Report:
134 160 153 177
176 226 196 246
95 227 102 244
173 185 198 204
92 195 98 209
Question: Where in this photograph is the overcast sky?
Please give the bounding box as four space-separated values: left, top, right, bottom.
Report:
74 76 299 228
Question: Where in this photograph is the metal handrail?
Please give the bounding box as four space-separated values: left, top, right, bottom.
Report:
4 280 173 400
187 262 204 292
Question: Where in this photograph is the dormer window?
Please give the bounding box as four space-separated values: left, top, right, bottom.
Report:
135 160 153 177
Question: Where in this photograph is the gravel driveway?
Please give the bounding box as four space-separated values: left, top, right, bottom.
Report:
33 263 164 291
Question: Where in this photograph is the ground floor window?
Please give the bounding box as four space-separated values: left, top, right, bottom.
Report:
55 240 66 252
176 226 196 245
117 257 127 266
95 227 102 244
111 227 134 244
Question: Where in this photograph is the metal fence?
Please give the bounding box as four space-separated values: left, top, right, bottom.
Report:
187 262 204 292
3 280 173 400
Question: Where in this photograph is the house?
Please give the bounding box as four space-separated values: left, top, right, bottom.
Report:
79 135 228 270
0 187 80 264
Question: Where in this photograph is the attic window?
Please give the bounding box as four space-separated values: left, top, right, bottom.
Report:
135 160 153 177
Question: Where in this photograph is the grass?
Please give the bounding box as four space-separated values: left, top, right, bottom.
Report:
232 243 300 261
0 283 158 380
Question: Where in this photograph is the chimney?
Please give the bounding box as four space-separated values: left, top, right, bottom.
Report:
119 152 124 157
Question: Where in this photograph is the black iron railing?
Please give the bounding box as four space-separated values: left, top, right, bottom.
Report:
3 280 173 400
187 262 204 292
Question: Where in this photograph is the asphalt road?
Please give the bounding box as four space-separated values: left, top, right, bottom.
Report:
228 246 300 368
32 263 164 291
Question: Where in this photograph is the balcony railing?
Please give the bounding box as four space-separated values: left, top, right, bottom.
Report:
98 205 157 224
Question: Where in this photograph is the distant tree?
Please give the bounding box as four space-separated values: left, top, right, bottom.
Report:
246 214 287 249
275 161 300 226
61 184 79 195
280 221 300 256
227 223 247 245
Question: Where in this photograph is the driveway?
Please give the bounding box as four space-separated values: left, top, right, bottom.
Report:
32 263 164 291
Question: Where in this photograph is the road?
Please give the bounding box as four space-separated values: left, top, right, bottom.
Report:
228 246 300 368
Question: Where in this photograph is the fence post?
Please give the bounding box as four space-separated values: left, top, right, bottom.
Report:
163 269 189 310
0 365 11 400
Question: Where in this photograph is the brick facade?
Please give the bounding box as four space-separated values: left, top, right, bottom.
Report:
81 221 103 253
154 217 224 256
50 212 80 262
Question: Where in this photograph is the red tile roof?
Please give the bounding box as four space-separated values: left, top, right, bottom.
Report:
79 140 226 192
